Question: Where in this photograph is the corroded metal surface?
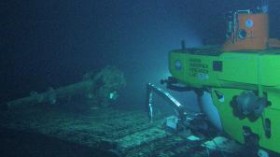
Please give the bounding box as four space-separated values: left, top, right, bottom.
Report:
0 105 242 157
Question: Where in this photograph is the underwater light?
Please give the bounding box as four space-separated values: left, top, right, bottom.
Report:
109 91 118 100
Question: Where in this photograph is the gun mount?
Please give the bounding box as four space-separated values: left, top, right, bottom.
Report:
3 66 126 110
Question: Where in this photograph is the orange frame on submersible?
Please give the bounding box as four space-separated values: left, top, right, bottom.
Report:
223 12 269 51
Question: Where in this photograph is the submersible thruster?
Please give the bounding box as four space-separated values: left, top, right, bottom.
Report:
167 0 280 155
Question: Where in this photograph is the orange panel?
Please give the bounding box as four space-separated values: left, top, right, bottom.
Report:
223 13 269 51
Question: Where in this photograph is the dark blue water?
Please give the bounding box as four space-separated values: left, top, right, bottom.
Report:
2 0 276 105
1 1 280 156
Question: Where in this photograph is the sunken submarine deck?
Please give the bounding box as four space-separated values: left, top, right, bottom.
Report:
0 104 244 157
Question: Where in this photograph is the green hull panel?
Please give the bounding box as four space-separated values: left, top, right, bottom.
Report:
169 48 280 153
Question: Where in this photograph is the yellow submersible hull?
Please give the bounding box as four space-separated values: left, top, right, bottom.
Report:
169 47 280 153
